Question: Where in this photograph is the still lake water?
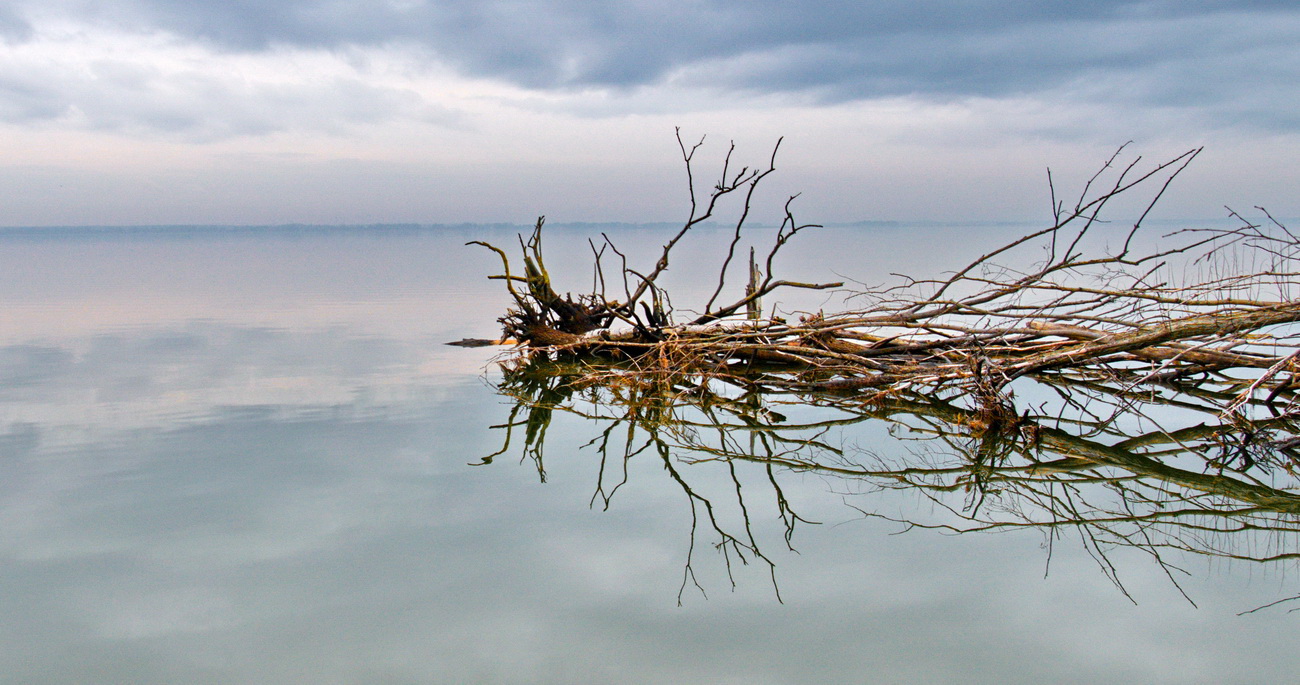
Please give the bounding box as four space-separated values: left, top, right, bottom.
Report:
0 224 1296 684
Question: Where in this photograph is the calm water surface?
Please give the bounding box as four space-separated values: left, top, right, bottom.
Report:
0 225 1295 684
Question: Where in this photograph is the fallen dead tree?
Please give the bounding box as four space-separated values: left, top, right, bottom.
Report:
470 133 1300 431
469 133 1300 608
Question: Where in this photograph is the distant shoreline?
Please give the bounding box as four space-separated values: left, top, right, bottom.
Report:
0 216 1261 238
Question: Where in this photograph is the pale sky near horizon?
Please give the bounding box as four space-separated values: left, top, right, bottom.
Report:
0 1 1296 227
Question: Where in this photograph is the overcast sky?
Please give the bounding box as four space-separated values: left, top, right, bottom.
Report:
0 0 1296 225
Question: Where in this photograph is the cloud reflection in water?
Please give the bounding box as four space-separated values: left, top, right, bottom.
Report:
0 227 1297 683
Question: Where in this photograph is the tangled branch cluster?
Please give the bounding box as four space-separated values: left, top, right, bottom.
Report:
472 137 1300 433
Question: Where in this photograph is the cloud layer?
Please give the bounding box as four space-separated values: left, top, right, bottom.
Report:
34 1 1292 95
3 1 1296 132
0 1 1296 224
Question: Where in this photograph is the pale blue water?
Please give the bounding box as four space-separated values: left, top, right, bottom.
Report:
0 224 1295 684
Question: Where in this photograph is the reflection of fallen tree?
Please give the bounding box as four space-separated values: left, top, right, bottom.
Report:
481 354 1300 610
470 134 1300 609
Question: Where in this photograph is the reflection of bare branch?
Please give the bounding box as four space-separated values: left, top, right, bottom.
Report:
480 352 1300 609
482 356 813 602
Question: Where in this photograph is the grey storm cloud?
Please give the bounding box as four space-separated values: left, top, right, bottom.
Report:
2 0 1297 138
0 2 30 43
22 0 1299 99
